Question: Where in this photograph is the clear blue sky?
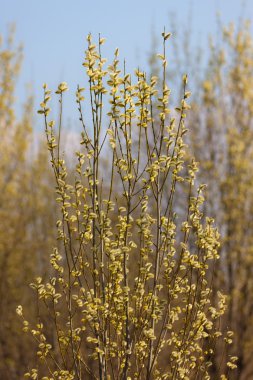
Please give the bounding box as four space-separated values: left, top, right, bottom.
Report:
1 0 252 125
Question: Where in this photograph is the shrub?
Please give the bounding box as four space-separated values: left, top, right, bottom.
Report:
17 33 236 380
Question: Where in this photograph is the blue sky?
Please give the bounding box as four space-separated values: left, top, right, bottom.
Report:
1 0 252 126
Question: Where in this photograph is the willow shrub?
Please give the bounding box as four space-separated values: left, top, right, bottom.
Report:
17 33 236 380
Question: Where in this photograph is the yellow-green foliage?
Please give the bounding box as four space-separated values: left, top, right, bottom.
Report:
186 22 253 379
18 34 236 380
0 30 56 379
0 29 35 378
